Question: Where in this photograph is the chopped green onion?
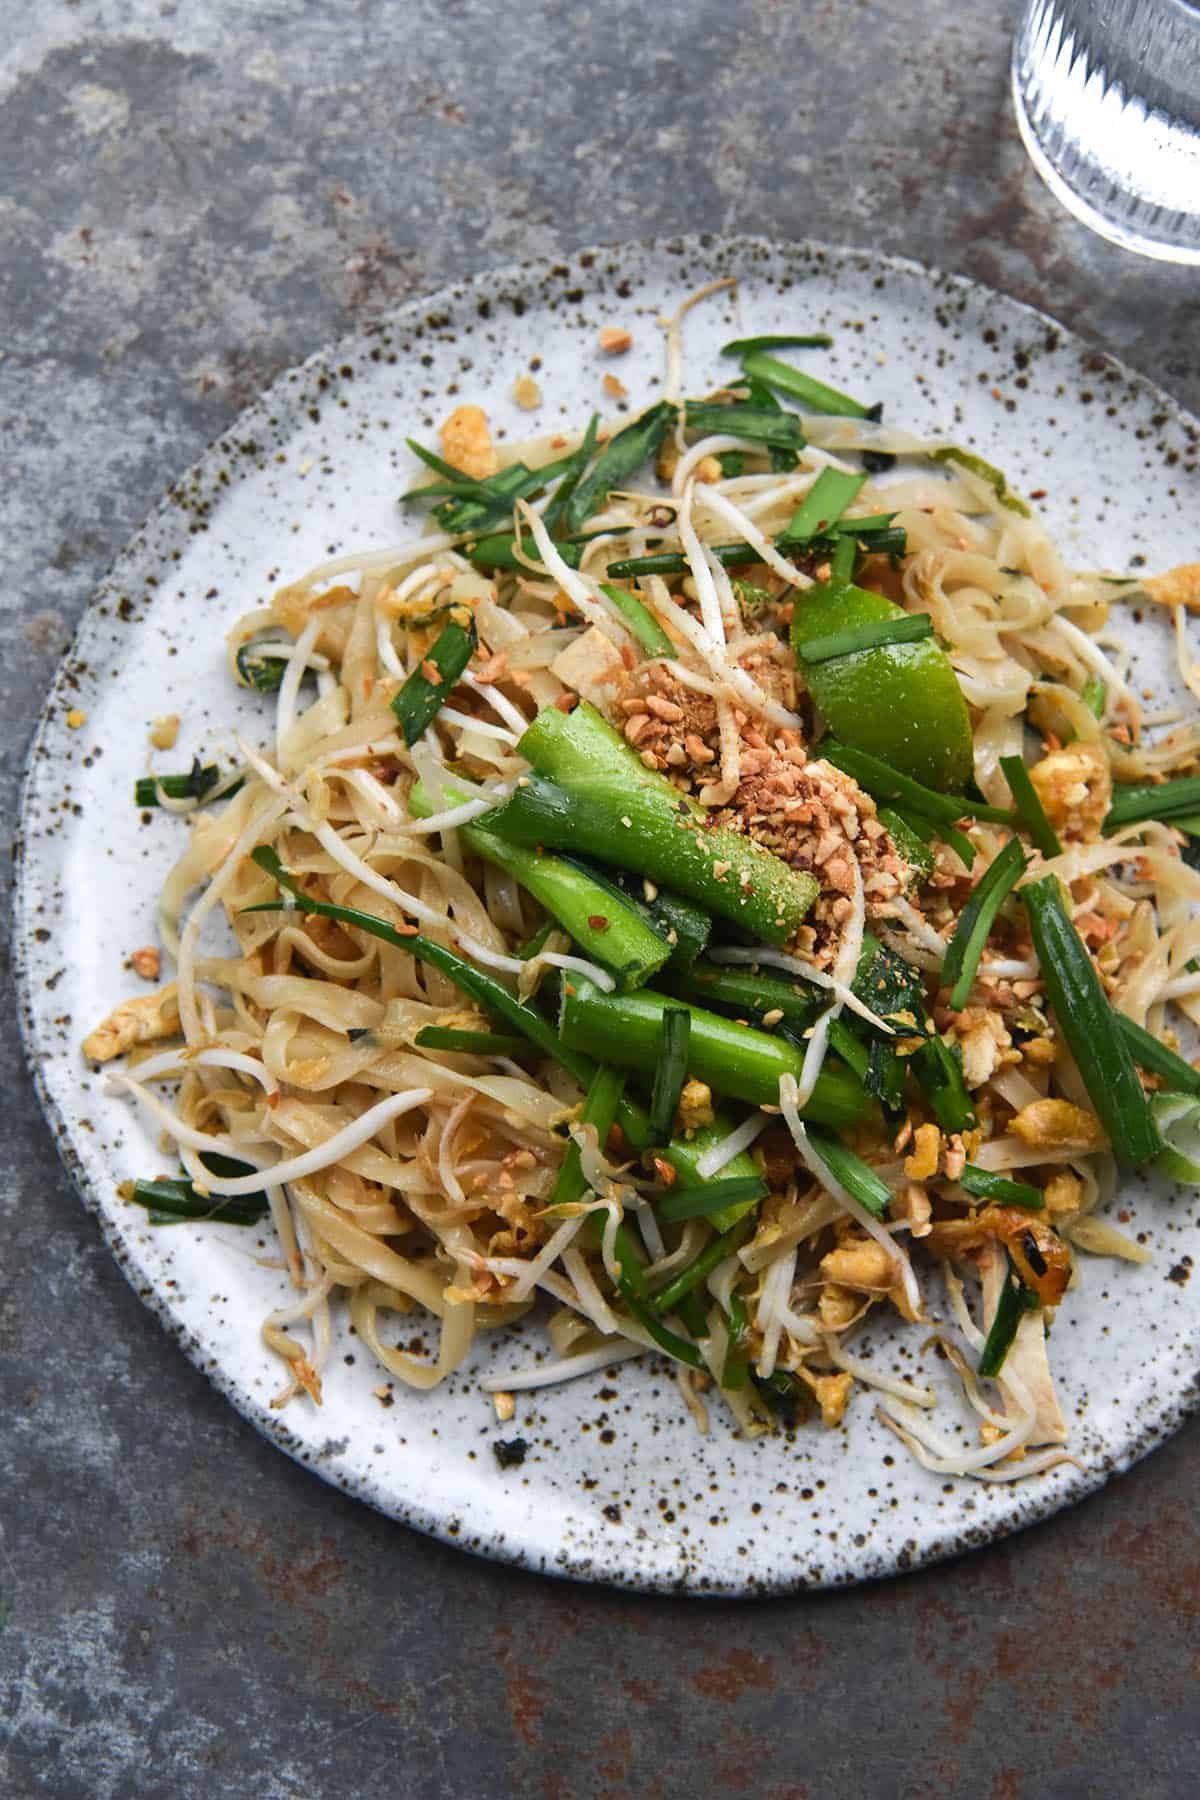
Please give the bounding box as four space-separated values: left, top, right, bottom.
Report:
941 837 1027 1010
564 401 677 533
405 437 476 486
827 1018 871 1084
1104 776 1200 834
414 1026 528 1057
129 1152 269 1228
782 468 867 542
863 1035 907 1113
665 961 820 1030
1115 1014 1200 1097
822 740 1012 833
651 1119 768 1232
651 1218 754 1315
827 533 857 589
620 1281 703 1367
1000 755 1063 859
551 1065 626 1212
544 413 600 534
235 645 291 693
977 1253 1039 1378
134 759 226 808
390 615 477 746
605 541 757 580
912 1036 977 1134
720 1292 751 1389
658 1176 767 1223
930 447 1031 518
958 1165 1045 1210
1021 874 1161 1164
804 1126 892 1219
741 350 870 419
465 531 584 571
559 979 868 1129
878 807 936 885
717 452 745 478
649 1007 691 1144
598 583 674 658
721 333 833 357
1080 675 1107 718
799 613 934 665
682 402 807 450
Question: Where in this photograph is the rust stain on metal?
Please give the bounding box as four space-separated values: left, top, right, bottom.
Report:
692 1646 777 1702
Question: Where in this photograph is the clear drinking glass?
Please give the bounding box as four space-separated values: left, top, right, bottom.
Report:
1012 0 1200 263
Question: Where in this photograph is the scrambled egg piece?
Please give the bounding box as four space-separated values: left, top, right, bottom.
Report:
676 1078 715 1131
820 1236 895 1293
903 1122 941 1182
82 984 180 1062
799 1368 853 1428
1028 742 1111 839
817 1283 861 1330
1144 562 1200 613
1009 1097 1108 1152
438 404 498 480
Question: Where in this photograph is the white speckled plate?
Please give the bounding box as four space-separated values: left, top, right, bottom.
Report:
16 237 1200 1594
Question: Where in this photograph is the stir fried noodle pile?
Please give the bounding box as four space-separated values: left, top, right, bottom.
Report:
87 289 1200 1480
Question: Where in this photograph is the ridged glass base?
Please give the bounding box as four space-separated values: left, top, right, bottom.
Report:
1012 0 1200 265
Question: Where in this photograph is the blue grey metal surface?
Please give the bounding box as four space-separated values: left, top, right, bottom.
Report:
2 5 1198 1796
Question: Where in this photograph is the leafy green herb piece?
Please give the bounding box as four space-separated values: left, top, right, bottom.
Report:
390 615 477 746
649 1007 692 1145
804 1126 893 1218
134 759 226 808
878 807 936 884
598 583 674 658
800 613 934 665
1021 874 1161 1165
741 350 870 419
1000 755 1063 859
721 333 833 357
1104 776 1200 834
551 1065 627 1212
912 1036 977 1134
1114 1014 1200 1097
620 1281 703 1367
564 401 678 533
414 1026 528 1057
658 1176 768 1223
235 644 291 693
941 837 1027 1010
465 531 585 571
958 1165 1045 1210
720 1292 751 1390
543 413 600 534
782 468 867 542
682 402 807 450
977 1253 1039 1378
650 1218 754 1315
129 1152 269 1228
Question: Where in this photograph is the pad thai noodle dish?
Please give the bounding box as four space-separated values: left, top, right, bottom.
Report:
88 292 1200 1483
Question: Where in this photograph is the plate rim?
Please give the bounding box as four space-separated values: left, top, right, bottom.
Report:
14 229 1200 1597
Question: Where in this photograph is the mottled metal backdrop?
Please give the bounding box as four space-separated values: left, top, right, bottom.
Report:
2 5 1197 1796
